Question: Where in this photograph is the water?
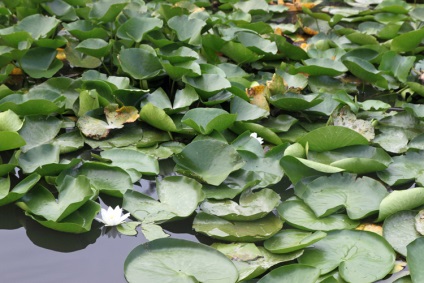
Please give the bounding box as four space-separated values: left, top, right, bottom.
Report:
0 175 201 283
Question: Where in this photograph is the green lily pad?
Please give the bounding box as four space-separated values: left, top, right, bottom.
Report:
297 174 388 219
298 230 395 283
89 0 129 23
17 175 93 222
0 131 26 151
193 212 283 242
231 121 282 145
73 162 132 197
379 51 415 83
200 188 281 221
297 126 369 152
342 57 388 89
407 237 424 283
183 74 231 99
119 47 163 80
174 139 245 186
277 199 359 231
117 17 163 43
62 20 109 40
0 91 65 116
140 223 169 241
264 229 327 254
23 200 100 234
212 242 303 281
139 103 177 132
167 15 206 46
123 176 204 223
0 109 23 131
124 238 238 283
76 38 110 58
308 145 393 174
17 14 60 39
100 148 159 179
257 264 321 283
377 187 424 222
230 96 269 122
269 93 323 111
181 108 237 135
377 151 424 186
296 58 348 76
20 47 63 78
391 27 424 53
19 115 62 152
0 173 40 206
383 210 421 257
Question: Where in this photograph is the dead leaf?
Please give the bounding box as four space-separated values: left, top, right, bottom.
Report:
104 104 140 129
246 85 270 112
355 223 383 236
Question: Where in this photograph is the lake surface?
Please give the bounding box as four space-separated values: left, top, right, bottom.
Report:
0 175 204 283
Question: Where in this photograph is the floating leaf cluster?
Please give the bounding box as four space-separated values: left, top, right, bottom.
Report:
1 0 424 282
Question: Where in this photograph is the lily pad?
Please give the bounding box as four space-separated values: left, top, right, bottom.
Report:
124 238 238 283
308 145 393 174
0 109 23 131
257 264 321 283
174 139 245 186
19 115 62 152
117 17 163 43
377 151 424 186
297 126 369 152
212 242 303 281
298 230 395 283
0 131 26 151
17 175 93 222
119 47 163 80
383 210 421 257
23 200 100 234
297 174 388 220
277 199 359 231
377 187 424 222
123 176 204 223
181 108 237 135
0 173 40 206
407 237 424 283
193 212 283 242
200 188 281 221
269 93 323 111
264 229 327 254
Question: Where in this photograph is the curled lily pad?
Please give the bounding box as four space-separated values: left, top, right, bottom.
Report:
16 175 93 222
139 103 177 132
269 93 323 111
264 229 327 254
193 212 283 242
174 140 245 186
0 131 26 151
23 200 100 234
212 242 303 281
297 173 388 220
0 109 23 131
277 199 359 231
200 188 281 221
297 126 369 152
377 187 424 222
299 230 396 283
76 38 111 58
308 145 392 174
124 238 239 283
183 74 231 99
0 173 40 206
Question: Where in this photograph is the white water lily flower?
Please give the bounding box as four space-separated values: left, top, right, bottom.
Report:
250 132 264 144
96 205 130 226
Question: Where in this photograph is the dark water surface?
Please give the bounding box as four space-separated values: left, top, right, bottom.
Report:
0 175 200 283
0 204 199 283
